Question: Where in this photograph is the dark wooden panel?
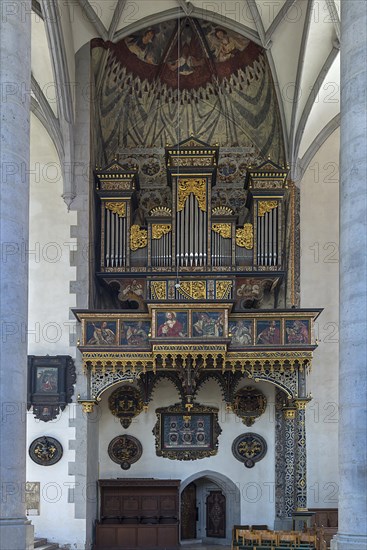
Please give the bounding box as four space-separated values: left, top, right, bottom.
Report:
160 495 176 511
97 480 180 549
96 525 117 547
137 527 158 547
117 526 137 547
206 490 226 538
181 482 197 540
122 496 140 512
141 496 159 512
158 525 179 547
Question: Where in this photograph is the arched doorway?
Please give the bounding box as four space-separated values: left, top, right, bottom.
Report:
180 471 240 545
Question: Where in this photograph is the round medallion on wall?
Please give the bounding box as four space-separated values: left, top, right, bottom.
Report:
232 433 267 468
29 436 63 466
108 435 142 470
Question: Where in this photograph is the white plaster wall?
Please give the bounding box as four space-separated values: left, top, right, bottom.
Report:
26 407 85 547
31 16 58 117
27 115 84 548
98 378 276 529
300 128 340 510
28 114 77 356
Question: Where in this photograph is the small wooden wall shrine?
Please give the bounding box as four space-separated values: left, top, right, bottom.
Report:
96 479 180 549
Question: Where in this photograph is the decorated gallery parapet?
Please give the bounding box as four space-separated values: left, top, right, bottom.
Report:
74 307 320 352
73 307 321 408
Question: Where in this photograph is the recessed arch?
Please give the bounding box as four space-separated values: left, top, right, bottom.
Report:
180 470 241 544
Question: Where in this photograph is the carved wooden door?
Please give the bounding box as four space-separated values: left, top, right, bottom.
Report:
180 483 197 540
206 490 226 538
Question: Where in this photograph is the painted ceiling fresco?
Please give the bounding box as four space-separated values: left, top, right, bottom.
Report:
92 18 285 170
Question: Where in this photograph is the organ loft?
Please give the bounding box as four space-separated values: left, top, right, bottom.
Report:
72 136 321 548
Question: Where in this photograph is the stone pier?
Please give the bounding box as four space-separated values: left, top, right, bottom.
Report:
0 2 34 548
335 0 367 548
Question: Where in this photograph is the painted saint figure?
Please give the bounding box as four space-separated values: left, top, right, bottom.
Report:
193 312 223 337
286 320 309 344
231 320 252 345
87 322 116 345
257 320 280 345
157 312 185 337
126 321 149 346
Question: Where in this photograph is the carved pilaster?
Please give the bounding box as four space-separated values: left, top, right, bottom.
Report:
275 390 286 520
294 399 310 511
283 407 297 516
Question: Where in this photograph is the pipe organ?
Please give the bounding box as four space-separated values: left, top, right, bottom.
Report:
96 168 139 270
94 139 289 298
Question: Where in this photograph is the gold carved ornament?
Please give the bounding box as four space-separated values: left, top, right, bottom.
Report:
177 178 207 212
151 281 167 300
236 223 254 249
130 225 148 251
152 224 172 240
216 281 232 299
212 223 231 239
105 202 126 217
258 200 278 217
177 281 206 300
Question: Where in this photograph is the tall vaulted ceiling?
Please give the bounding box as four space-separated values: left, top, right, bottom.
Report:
31 0 340 203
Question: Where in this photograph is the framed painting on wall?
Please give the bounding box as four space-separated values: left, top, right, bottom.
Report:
27 355 76 422
153 403 222 460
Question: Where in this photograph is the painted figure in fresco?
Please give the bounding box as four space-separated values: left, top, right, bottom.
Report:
87 322 116 345
125 29 158 64
231 320 252 345
286 320 309 344
118 279 144 308
167 31 205 75
257 320 280 345
193 313 223 337
208 28 249 62
126 321 149 346
120 279 144 299
157 312 185 337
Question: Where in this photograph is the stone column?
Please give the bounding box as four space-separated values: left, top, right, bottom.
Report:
335 1 367 548
0 2 34 549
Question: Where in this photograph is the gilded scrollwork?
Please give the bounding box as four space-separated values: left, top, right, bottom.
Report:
212 206 234 216
151 281 167 300
130 225 148 251
232 433 267 468
216 281 232 299
258 200 278 217
177 281 206 300
105 202 126 217
171 157 213 167
212 223 231 239
236 223 253 249
101 181 131 190
152 224 172 239
177 178 207 212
